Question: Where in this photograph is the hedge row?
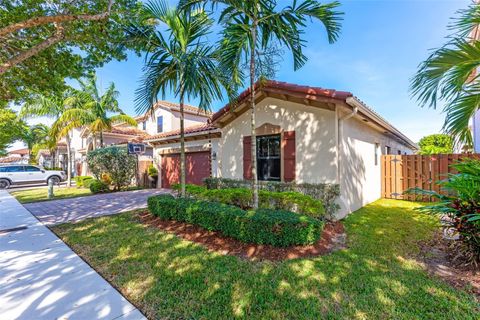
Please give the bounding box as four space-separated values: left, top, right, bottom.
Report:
74 176 93 187
203 177 340 217
148 194 323 247
173 184 325 218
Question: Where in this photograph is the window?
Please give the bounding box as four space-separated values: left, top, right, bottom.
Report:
256 135 281 181
374 143 379 166
5 166 24 172
157 116 163 133
385 145 391 155
142 121 146 131
25 166 41 172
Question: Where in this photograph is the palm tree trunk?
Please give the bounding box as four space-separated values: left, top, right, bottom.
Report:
66 133 72 187
100 131 104 148
179 85 186 198
250 22 259 209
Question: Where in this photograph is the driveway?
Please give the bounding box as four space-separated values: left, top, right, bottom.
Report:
0 190 146 320
23 189 170 225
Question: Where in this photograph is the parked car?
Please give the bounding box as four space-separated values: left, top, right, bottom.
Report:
0 164 66 189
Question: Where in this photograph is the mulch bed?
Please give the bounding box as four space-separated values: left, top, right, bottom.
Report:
136 211 347 261
417 232 479 299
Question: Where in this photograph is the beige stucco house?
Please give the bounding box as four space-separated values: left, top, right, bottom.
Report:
146 81 417 218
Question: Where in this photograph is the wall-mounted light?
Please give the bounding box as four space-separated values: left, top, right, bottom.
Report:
212 151 217 160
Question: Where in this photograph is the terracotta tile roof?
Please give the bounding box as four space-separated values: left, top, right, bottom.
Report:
109 126 150 137
8 148 29 155
145 123 216 141
211 80 353 122
135 101 211 121
0 156 25 163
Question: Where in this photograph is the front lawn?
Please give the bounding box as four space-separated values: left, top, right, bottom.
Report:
52 199 479 319
10 186 93 203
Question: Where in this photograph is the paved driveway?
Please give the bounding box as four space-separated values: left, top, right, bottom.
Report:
0 190 146 320
23 189 170 225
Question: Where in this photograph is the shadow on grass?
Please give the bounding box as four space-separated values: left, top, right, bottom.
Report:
52 199 479 319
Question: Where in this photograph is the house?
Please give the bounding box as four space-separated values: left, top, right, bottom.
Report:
145 81 417 218
0 148 30 165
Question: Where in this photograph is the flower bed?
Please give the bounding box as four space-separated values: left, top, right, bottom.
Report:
148 194 323 247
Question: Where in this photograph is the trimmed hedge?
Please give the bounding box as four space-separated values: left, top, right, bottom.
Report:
148 194 323 247
74 176 93 188
203 177 339 217
172 184 324 218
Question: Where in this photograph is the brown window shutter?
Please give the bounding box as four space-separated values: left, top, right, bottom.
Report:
243 136 252 180
282 131 296 182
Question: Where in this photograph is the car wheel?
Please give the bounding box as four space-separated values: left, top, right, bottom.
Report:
47 176 60 186
0 179 11 189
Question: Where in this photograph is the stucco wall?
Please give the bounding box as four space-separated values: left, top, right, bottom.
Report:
218 97 337 183
338 115 414 217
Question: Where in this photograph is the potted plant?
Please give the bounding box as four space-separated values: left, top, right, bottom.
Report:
147 164 158 184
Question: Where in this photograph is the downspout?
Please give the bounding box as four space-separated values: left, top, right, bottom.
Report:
336 104 358 183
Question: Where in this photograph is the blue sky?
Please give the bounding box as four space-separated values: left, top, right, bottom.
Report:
13 0 472 151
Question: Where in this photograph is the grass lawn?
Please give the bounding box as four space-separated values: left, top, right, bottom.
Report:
10 186 92 203
52 199 479 319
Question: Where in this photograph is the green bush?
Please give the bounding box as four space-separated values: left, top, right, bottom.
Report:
259 190 325 218
148 164 158 177
203 177 339 217
148 195 323 246
87 146 136 190
74 176 93 188
89 179 109 193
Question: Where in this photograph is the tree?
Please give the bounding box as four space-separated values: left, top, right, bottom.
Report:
182 0 343 207
125 0 227 197
57 73 137 148
21 124 50 160
0 107 26 155
0 0 142 105
411 3 480 147
418 134 454 155
87 146 136 190
21 91 79 186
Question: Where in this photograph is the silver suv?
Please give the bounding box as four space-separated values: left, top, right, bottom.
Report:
0 165 66 189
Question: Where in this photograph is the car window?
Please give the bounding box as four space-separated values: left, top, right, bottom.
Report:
5 166 24 172
25 166 41 172
0 167 6 172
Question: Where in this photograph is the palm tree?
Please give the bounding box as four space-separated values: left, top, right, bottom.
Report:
411 3 480 147
125 0 227 197
21 92 76 186
21 124 49 161
181 0 342 207
58 73 137 149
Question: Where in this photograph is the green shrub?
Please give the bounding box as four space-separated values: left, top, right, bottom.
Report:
259 190 325 218
83 178 95 188
148 164 158 177
203 177 339 217
148 195 323 246
74 176 93 188
89 179 109 193
407 158 480 265
172 183 207 197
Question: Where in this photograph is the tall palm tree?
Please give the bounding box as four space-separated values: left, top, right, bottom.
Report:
181 0 343 207
58 73 137 149
411 3 480 147
125 0 227 197
21 92 76 186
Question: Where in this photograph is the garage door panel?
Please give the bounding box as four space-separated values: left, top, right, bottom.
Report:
161 151 210 188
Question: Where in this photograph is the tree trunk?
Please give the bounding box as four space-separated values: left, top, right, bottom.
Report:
179 87 186 198
66 133 72 187
100 131 104 148
250 22 259 209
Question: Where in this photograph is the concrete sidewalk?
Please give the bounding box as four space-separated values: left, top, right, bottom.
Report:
0 190 146 320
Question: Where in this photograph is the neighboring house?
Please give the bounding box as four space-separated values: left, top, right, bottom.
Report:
145 81 417 218
0 148 30 165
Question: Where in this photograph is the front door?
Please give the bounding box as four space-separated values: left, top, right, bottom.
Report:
256 134 281 181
